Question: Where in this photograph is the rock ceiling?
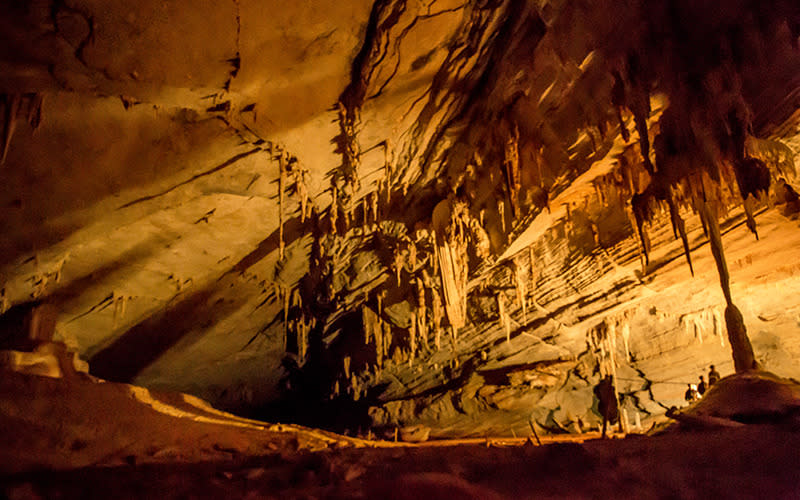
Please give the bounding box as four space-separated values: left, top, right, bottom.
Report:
1 0 800 435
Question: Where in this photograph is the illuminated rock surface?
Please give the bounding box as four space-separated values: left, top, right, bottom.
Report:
1 0 800 459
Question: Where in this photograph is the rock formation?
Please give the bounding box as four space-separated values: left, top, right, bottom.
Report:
0 0 799 437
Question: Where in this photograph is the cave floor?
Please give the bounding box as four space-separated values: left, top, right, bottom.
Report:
2 372 799 499
3 426 799 499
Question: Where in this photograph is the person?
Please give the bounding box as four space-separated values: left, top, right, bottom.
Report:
708 365 720 386
594 375 619 438
684 384 698 402
697 375 706 396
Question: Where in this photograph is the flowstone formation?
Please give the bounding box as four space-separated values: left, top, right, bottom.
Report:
0 0 799 437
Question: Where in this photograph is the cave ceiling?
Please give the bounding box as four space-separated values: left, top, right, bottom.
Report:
1 0 800 435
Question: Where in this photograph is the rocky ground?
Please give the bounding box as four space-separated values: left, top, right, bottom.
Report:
2 370 799 499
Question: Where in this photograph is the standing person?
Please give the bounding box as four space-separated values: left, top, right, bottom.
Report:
684 384 698 402
708 365 720 386
697 375 706 396
594 375 619 439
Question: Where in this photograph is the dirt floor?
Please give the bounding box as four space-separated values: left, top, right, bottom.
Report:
2 371 800 499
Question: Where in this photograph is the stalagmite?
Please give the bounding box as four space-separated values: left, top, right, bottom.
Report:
343 356 351 379
698 198 758 372
498 200 506 233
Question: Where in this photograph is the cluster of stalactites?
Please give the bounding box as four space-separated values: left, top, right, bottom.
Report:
588 309 636 376
273 144 314 261
433 197 491 334
1 93 44 165
680 307 726 348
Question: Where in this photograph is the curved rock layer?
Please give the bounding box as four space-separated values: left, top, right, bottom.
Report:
1 1 799 435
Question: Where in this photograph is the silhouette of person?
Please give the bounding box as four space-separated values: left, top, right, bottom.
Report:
708 365 720 386
684 384 698 402
697 375 706 396
593 375 619 438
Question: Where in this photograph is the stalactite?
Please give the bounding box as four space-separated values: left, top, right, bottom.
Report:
504 121 521 217
630 191 652 267
0 287 7 315
497 292 511 343
297 317 308 365
351 373 360 401
376 313 384 370
370 191 379 225
330 184 338 230
666 195 694 276
434 237 465 331
112 292 129 329
620 321 631 363
290 158 310 223
363 305 373 345
528 246 535 283
415 278 429 350
335 101 361 192
408 309 417 367
498 200 506 233
713 308 725 348
278 152 286 261
514 259 528 322
408 241 417 271
393 251 404 286
611 71 630 143
282 285 290 352
432 288 443 351
1 94 21 165
382 321 392 365
733 157 771 240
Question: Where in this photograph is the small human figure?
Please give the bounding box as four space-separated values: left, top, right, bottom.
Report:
684 384 698 402
594 375 619 438
697 375 706 396
708 365 720 386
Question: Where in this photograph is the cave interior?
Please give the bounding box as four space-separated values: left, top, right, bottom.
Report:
1 0 800 497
